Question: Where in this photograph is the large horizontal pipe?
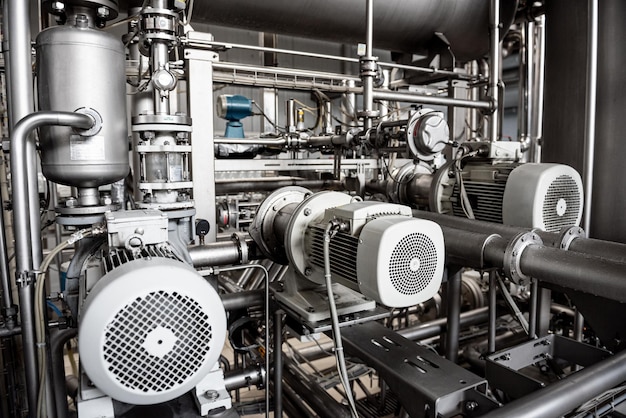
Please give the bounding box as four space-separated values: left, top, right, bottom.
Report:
482 348 626 418
518 245 626 301
413 210 626 264
215 178 344 194
172 0 517 62
438 225 626 302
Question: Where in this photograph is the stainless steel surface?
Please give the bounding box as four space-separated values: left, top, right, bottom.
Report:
372 90 492 109
223 365 264 391
188 0 516 62
188 238 260 268
36 24 129 188
186 47 218 241
489 0 501 142
10 111 93 417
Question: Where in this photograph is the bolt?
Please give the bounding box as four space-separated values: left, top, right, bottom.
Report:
307 307 315 313
65 197 77 208
101 194 112 206
303 208 312 216
134 227 145 235
204 389 219 401
97 6 110 18
465 401 479 412
51 1 65 12
304 267 312 276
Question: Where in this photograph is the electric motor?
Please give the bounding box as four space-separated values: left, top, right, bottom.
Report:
78 211 226 405
251 189 445 308
432 161 583 232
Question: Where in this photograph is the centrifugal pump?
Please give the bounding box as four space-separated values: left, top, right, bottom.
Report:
250 187 445 320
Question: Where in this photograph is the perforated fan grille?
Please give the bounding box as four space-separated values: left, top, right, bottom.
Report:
103 290 212 393
389 233 438 295
542 175 581 233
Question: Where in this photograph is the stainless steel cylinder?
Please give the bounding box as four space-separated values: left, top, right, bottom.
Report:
186 0 517 62
35 23 129 188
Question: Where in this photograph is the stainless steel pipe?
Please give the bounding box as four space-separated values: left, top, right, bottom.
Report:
215 178 343 194
489 0 502 142
10 111 94 415
371 90 492 110
189 241 244 267
398 306 489 341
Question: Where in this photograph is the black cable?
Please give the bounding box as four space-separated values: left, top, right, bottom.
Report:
252 101 286 132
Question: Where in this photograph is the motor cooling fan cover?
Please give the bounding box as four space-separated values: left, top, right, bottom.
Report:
502 163 583 232
356 216 445 308
78 258 226 405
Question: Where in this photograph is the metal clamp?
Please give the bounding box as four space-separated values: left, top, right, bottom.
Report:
558 226 585 250
503 231 543 286
480 233 502 269
231 232 249 264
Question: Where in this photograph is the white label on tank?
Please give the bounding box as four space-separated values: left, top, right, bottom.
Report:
70 135 105 161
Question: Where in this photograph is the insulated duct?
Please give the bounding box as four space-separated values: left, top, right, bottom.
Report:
136 0 518 62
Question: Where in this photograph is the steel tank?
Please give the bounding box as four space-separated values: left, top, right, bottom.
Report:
179 0 517 62
35 20 129 188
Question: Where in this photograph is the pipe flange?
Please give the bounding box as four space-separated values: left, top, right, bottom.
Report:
503 231 543 286
558 226 585 250
249 186 311 264
73 107 102 137
231 232 248 264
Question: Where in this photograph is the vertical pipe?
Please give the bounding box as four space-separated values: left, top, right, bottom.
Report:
362 0 374 130
468 61 480 139
10 112 93 417
487 271 497 353
6 0 37 412
0 181 14 324
273 309 284 418
49 183 64 291
1 1 13 129
574 310 584 342
517 25 527 152
531 15 546 163
341 80 357 127
582 0 598 235
445 269 461 362
286 99 296 132
151 42 171 115
536 288 552 337
488 0 501 142
528 279 538 339
524 20 535 159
